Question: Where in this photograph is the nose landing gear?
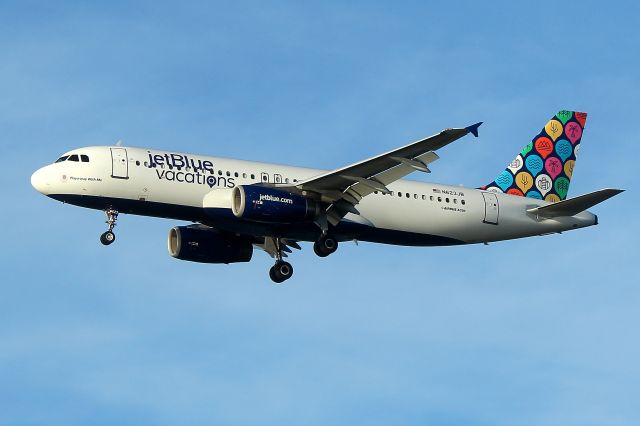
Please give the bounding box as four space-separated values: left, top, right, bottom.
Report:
100 208 119 246
269 238 294 283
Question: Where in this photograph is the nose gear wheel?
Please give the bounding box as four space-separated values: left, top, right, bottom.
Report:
100 208 119 246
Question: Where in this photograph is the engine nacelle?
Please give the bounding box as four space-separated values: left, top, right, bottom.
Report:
168 226 253 264
231 185 320 223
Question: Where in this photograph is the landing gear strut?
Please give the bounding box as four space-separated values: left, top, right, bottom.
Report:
269 238 294 283
100 208 118 246
314 234 338 257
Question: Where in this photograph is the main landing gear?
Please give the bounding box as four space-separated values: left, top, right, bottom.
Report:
314 234 338 257
100 208 119 246
269 238 294 283
267 234 338 283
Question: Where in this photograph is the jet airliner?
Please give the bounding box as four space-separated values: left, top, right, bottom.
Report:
31 110 622 282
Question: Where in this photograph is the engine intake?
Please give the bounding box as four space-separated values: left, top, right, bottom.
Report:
168 226 253 264
232 185 320 223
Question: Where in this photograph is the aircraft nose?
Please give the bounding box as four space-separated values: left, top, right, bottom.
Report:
31 167 50 195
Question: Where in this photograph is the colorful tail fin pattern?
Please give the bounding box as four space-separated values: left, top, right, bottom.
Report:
482 110 587 201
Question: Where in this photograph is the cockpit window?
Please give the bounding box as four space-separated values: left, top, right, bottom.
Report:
68 154 79 162
81 154 89 162
55 155 69 163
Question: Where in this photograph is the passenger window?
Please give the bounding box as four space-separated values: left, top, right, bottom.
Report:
243 173 247 178
438 197 442 202
461 200 466 205
251 174 255 179
218 170 223 176
55 156 69 163
234 172 238 177
414 194 418 199
453 199 457 204
422 195 426 200
406 193 410 198
285 178 290 183
446 198 450 203
398 192 402 197
81 155 89 162
68 154 79 162
226 171 230 177
430 196 434 201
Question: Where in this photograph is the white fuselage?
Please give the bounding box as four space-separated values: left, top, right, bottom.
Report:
31 146 597 245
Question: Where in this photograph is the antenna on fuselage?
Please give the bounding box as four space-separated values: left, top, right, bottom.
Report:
116 139 123 147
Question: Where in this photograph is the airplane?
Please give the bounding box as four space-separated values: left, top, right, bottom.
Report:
31 110 623 283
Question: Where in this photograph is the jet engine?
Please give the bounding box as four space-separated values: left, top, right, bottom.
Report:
231 185 321 223
168 226 253 264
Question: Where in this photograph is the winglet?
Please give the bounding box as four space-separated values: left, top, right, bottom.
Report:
466 122 482 138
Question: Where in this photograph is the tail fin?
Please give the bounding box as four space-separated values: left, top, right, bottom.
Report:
482 110 587 201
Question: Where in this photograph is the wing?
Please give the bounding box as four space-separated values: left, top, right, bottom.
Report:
282 122 482 227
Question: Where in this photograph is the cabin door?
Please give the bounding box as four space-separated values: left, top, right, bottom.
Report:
482 192 499 225
111 148 128 179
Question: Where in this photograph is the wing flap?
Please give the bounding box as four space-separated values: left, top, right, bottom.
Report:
338 151 439 201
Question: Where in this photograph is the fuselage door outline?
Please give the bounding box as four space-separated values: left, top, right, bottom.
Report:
111 148 129 179
482 192 499 225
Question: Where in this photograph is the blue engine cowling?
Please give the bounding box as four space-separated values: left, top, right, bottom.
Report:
231 185 320 223
168 226 253 264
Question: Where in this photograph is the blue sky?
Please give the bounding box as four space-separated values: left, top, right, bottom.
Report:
2 1 639 425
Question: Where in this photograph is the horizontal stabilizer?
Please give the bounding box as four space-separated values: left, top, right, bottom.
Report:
527 188 624 218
